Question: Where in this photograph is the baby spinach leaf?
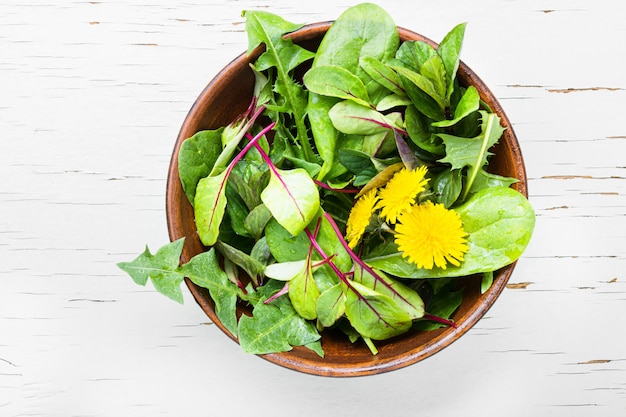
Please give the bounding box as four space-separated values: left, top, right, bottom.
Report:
238 294 321 355
420 54 448 104
432 168 463 208
265 218 311 262
390 65 447 112
359 56 406 97
261 167 320 236
395 40 437 73
117 238 186 303
307 2 399 180
364 186 535 278
244 203 272 240
178 129 223 205
437 22 466 100
303 65 372 107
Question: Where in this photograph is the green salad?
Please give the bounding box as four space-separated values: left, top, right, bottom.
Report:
118 3 535 356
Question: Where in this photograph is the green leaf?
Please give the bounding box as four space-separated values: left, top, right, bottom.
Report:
215 240 265 283
307 2 399 180
420 54 448 105
343 281 412 340
432 168 463 208
316 283 346 328
329 100 401 136
437 22 466 100
359 56 406 97
303 65 372 107
261 167 320 236
390 65 447 112
194 170 228 246
238 296 321 355
264 260 307 281
395 40 438 73
364 187 535 278
438 111 505 199
179 248 240 336
481 270 494 294
243 203 272 240
288 259 321 320
432 85 479 128
178 129 223 205
117 238 185 303
243 10 315 160
353 267 424 320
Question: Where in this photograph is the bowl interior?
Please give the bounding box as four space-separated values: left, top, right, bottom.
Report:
166 22 527 377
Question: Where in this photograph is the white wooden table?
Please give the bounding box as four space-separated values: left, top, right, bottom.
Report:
2 0 625 415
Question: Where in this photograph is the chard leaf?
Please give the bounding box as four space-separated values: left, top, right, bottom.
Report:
353 267 424 320
303 65 372 107
437 22 466 100
238 295 321 355
194 170 228 246
179 248 240 336
343 281 412 340
438 110 505 200
288 258 321 320
178 129 223 205
316 283 346 328
329 100 401 136
364 187 535 278
117 238 185 303
261 167 320 236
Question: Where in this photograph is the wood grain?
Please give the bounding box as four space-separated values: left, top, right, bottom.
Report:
2 0 625 415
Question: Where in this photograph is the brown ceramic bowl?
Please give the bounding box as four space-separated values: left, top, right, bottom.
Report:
166 22 527 377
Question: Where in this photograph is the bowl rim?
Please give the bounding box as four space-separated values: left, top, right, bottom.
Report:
166 21 527 377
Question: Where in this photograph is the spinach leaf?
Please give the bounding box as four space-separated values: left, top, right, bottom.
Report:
307 2 399 180
178 129 223 205
364 187 535 278
437 22 466 101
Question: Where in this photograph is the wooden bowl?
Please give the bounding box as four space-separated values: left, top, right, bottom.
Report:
166 22 527 377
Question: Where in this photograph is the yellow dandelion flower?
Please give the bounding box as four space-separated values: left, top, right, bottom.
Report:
394 201 469 270
345 188 379 249
375 166 429 224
